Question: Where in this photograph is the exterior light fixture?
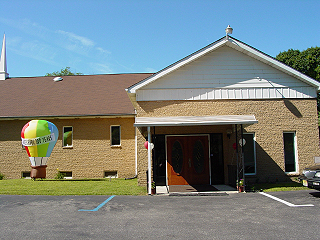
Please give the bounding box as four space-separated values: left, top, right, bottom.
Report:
226 129 232 139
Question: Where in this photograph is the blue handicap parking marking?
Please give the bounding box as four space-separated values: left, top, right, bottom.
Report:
79 195 115 212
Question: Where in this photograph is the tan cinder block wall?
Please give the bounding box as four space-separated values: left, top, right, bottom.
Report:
0 121 31 179
135 99 320 184
0 117 136 179
136 130 148 185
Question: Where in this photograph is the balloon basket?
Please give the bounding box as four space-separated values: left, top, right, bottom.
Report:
30 165 47 179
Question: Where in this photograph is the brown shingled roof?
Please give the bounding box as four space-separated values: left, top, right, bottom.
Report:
0 73 152 118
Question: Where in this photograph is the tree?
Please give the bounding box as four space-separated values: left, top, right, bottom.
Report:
45 67 83 76
276 47 320 124
276 47 320 81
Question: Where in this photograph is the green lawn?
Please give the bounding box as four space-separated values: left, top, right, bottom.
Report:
0 179 307 195
247 182 306 192
0 178 146 195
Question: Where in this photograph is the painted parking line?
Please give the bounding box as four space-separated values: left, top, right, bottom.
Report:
78 195 115 212
259 192 314 207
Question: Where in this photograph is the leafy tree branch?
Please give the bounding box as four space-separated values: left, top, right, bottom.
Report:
45 67 83 76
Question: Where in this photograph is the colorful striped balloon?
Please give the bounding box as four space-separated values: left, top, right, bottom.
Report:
21 120 59 166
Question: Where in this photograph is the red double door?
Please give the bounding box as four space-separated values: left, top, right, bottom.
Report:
167 135 210 185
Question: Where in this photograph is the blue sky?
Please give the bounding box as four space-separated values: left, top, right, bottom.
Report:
1 0 319 77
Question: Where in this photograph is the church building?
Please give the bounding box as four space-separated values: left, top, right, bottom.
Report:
1 27 319 194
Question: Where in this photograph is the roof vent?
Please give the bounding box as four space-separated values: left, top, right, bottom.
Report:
53 77 63 82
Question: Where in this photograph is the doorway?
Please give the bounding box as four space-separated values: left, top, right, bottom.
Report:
167 135 210 185
153 135 166 186
210 133 224 184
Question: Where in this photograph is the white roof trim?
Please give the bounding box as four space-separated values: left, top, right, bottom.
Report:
134 115 258 127
127 36 320 94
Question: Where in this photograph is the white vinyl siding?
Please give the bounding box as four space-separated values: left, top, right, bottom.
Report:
137 87 315 101
136 46 317 101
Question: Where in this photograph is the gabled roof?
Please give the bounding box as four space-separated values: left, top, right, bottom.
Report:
127 36 320 94
0 73 152 119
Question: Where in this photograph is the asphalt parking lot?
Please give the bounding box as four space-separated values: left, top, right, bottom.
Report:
0 190 320 240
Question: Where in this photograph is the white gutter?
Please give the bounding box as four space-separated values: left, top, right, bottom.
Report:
135 127 138 176
134 115 258 127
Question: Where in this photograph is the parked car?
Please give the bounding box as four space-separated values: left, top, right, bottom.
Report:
299 164 320 190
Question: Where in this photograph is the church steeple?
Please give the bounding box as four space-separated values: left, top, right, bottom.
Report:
0 34 9 80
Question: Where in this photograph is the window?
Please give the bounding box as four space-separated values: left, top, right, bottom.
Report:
172 140 183 174
243 133 256 175
63 126 73 147
283 132 297 173
60 171 72 179
104 171 118 178
111 125 121 146
21 171 31 179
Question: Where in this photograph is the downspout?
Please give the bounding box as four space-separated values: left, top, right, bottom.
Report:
124 89 139 180
125 87 138 177
125 109 138 180
235 124 239 189
125 126 138 180
135 121 138 176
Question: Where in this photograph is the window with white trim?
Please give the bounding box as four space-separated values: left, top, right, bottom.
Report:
243 133 256 175
283 132 298 173
111 125 121 146
63 126 73 147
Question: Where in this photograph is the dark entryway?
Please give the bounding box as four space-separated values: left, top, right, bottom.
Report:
210 133 224 184
153 133 225 187
153 135 166 186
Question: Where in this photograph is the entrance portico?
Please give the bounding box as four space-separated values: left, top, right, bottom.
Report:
134 115 257 194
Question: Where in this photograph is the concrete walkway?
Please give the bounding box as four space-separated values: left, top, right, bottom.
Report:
156 185 237 195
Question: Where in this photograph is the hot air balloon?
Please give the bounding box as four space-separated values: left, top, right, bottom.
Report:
21 120 59 179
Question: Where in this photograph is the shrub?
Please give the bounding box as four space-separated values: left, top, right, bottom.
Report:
0 172 5 180
55 171 66 180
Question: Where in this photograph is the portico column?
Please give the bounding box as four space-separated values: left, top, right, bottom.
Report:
240 124 245 192
147 126 152 195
